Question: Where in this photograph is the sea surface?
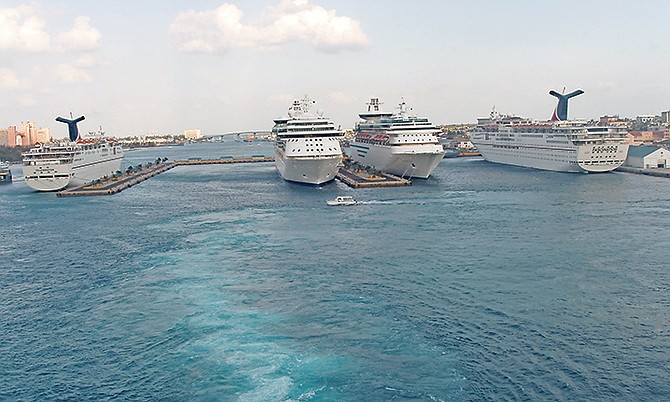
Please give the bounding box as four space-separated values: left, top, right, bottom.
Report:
1 141 669 401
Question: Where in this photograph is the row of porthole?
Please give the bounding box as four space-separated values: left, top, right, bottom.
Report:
290 148 337 152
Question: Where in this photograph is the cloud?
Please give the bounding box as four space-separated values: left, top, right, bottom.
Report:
171 0 368 53
72 54 100 69
0 67 28 89
56 16 101 51
0 6 51 51
53 62 93 84
329 91 356 104
51 53 102 84
267 93 295 105
19 94 37 107
0 6 101 52
597 82 618 92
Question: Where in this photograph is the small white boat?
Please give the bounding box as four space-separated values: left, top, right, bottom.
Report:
327 195 357 206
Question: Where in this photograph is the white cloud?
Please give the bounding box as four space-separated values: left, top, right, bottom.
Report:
597 82 618 92
53 63 93 84
0 7 101 53
0 6 51 51
73 54 99 69
171 0 368 53
267 93 295 105
19 94 37 106
0 67 28 89
50 53 101 84
56 16 101 51
329 91 356 104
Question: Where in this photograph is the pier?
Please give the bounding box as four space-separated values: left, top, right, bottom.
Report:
335 167 411 188
56 156 273 197
55 155 412 197
617 166 670 178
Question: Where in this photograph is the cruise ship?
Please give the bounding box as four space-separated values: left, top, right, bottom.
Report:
348 98 445 179
470 90 629 173
22 115 124 191
0 161 11 184
272 96 344 184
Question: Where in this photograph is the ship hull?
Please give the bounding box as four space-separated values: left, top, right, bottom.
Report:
24 156 123 191
347 142 444 178
275 150 342 185
472 139 629 173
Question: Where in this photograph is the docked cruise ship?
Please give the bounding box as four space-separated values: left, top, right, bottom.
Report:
470 90 629 173
272 96 344 184
22 116 124 191
0 161 11 184
348 98 445 179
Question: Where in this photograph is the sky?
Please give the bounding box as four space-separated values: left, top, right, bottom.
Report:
1 0 669 138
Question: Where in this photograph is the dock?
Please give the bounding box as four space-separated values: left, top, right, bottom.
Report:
56 156 273 197
175 156 273 165
617 166 670 178
336 167 411 188
55 155 412 196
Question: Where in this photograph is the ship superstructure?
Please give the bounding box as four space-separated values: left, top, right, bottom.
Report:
272 96 344 185
22 115 124 191
348 98 445 178
470 90 629 173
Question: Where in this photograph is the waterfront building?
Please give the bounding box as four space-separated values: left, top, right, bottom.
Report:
20 121 37 145
36 127 51 144
1 126 20 146
599 115 628 127
661 110 670 125
627 131 666 146
634 115 660 129
184 129 203 140
1 123 49 146
624 145 669 169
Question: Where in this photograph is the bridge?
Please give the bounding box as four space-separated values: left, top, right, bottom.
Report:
204 130 272 141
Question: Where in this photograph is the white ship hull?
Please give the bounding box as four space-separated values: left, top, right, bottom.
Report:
472 138 629 173
347 142 445 178
23 144 124 191
275 149 342 185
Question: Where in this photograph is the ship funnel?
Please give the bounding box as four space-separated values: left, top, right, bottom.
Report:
549 89 584 121
56 115 86 141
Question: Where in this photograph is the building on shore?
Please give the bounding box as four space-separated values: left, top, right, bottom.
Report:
661 110 670 125
0 126 19 146
1 123 50 146
624 145 668 169
184 129 202 140
627 131 666 146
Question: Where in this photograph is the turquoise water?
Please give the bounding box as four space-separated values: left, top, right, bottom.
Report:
1 142 669 401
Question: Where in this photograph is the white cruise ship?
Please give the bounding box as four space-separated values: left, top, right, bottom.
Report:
272 96 344 185
0 161 11 184
22 116 124 191
470 90 629 173
348 98 445 179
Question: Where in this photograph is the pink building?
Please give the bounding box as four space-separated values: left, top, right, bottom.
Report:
626 131 665 146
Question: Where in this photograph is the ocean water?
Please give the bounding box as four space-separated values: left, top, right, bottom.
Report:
1 142 669 401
